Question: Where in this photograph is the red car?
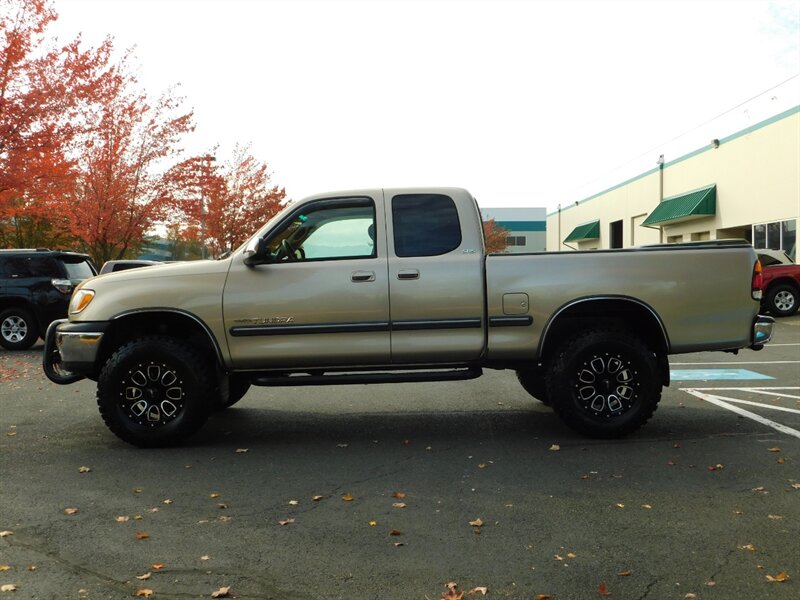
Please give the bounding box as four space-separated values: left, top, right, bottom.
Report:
758 250 800 317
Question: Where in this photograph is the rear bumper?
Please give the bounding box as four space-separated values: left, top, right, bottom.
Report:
750 315 775 350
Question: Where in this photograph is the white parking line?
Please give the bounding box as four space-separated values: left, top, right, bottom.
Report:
682 388 800 439
670 361 800 365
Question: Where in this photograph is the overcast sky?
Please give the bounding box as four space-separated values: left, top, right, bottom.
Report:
50 0 800 212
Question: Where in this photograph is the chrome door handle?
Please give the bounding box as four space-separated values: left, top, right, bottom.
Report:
397 269 420 280
351 271 375 282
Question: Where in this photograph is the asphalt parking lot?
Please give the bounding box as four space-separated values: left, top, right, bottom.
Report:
1 316 799 600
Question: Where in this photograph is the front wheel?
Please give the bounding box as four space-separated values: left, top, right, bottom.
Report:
97 337 213 447
546 329 662 438
767 283 799 317
0 307 39 350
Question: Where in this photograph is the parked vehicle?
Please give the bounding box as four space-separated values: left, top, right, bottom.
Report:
43 188 773 446
757 250 800 317
0 249 96 350
98 259 162 275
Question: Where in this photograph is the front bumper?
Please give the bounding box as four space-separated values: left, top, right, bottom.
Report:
750 314 775 350
43 319 109 384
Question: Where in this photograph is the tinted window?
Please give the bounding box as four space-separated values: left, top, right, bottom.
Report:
392 194 461 257
1 256 60 278
63 260 95 279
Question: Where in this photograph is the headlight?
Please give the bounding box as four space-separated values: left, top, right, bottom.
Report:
70 289 96 314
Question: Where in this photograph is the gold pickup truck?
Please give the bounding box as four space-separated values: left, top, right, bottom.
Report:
43 187 774 446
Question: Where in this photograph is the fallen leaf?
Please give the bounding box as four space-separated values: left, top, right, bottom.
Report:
136 573 151 580
1 586 18 593
684 594 698 599
135 531 150 540
549 444 560 451
115 516 130 523
469 518 484 527
554 554 564 561
468 587 488 595
342 494 354 502
792 483 800 490
148 508 160 513
615 503 625 509
766 571 790 582
705 580 716 586
393 541 405 547
0 566 9 572
133 488 144 493
78 466 91 473
133 515 144 520
535 595 551 600
752 486 767 492
618 570 632 576
0 531 12 538
26 566 35 572
478 463 487 469
235 448 248 453
162 499 172 505
200 555 210 561
135 590 153 598
392 491 406 499
567 552 577 559
392 502 407 509
641 504 653 509
211 587 231 598
768 514 784 520
217 515 232 523
288 500 299 506
598 581 611 596
777 457 785 464
768 447 781 452
278 518 295 526
337 443 349 448
708 464 725 471
217 504 228 510
63 507 79 515
368 520 378 526
312 495 324 501
739 544 757 552
151 563 164 570
389 529 402 536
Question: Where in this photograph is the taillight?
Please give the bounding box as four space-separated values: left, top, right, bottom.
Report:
752 260 763 300
51 278 74 294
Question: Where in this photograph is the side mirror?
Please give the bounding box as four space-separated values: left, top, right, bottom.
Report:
243 237 269 266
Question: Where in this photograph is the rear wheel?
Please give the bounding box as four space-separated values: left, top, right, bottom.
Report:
0 307 39 350
767 283 798 317
546 328 662 438
97 336 213 447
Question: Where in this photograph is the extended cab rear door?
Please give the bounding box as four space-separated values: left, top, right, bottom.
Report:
386 189 486 363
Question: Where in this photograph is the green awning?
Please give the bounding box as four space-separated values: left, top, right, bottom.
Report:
564 220 600 243
642 184 716 226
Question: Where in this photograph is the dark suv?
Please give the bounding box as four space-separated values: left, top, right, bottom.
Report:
0 249 96 350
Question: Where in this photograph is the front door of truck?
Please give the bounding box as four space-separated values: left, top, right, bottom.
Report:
386 191 486 363
223 194 390 369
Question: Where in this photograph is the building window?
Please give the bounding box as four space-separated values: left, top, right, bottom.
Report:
505 236 527 247
667 234 683 243
753 219 797 261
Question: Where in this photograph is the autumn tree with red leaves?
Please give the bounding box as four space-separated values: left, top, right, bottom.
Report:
483 218 509 253
65 55 195 264
0 0 115 248
165 144 286 258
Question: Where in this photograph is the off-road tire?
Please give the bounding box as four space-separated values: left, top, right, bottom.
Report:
545 328 662 438
516 368 551 406
97 336 213 447
0 307 39 350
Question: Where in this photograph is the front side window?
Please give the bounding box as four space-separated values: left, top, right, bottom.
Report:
392 194 461 257
266 200 376 262
62 259 96 279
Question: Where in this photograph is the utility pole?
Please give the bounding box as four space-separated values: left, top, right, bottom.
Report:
200 154 216 259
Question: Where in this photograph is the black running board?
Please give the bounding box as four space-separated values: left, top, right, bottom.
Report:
252 367 482 387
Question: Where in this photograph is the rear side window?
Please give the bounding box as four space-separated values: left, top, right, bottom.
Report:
392 194 461 257
62 259 95 279
0 256 61 278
